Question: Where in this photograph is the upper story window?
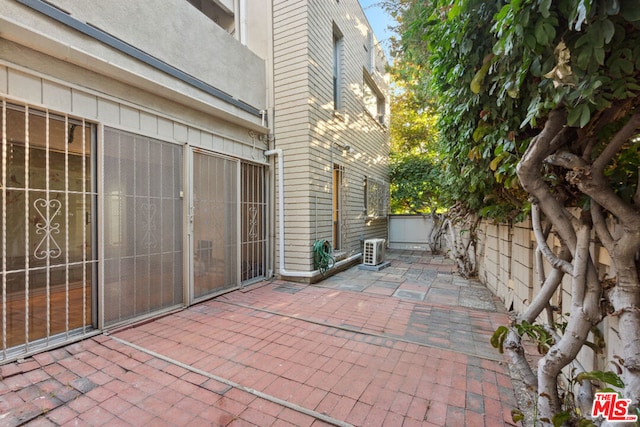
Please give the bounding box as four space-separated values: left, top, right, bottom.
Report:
365 30 374 73
333 25 344 111
186 0 235 34
363 74 386 126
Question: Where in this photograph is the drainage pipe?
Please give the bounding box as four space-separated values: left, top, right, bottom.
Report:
264 148 361 279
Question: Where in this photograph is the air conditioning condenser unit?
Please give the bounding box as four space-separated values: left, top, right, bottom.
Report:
363 238 386 266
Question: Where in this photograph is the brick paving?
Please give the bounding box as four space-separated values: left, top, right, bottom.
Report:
0 250 519 426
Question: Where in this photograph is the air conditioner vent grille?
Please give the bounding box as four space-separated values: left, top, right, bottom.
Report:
363 238 386 266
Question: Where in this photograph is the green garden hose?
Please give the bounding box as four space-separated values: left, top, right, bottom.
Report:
313 240 335 275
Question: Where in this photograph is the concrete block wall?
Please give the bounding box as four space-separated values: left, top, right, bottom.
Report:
481 222 500 294
468 218 616 376
497 224 512 306
510 220 534 312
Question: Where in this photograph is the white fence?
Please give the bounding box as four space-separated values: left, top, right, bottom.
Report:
388 214 440 251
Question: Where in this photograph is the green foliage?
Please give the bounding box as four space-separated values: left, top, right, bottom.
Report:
604 139 640 204
549 370 625 426
490 325 509 353
491 321 555 355
387 1 640 422
386 0 640 221
511 408 525 424
388 40 443 214
550 411 596 427
576 370 625 389
390 90 439 155
389 152 441 214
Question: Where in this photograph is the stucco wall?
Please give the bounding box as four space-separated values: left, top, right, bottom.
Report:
0 0 267 128
0 42 265 159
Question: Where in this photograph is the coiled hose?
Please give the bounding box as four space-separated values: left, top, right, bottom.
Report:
313 240 335 275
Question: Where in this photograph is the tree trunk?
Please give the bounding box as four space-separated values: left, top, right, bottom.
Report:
503 211 571 391
442 212 478 278
566 111 640 415
608 232 640 413
536 224 601 423
428 211 444 253
516 109 605 424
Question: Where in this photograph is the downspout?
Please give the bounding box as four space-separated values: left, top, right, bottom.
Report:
263 149 361 279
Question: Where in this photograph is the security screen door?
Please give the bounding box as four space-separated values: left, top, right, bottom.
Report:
103 129 183 326
1 102 96 359
241 163 265 283
192 151 239 300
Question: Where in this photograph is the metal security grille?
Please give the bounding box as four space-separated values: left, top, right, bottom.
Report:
340 167 349 251
241 163 265 283
333 164 346 250
365 176 389 218
1 101 96 361
103 129 183 326
192 151 238 300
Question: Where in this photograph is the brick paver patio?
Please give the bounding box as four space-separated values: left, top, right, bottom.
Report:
0 250 519 426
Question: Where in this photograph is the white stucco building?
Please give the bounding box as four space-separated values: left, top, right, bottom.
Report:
0 0 389 362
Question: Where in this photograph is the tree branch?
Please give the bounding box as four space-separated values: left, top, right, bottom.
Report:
591 202 614 253
571 224 591 309
537 223 599 421
545 151 588 170
542 326 594 416
524 244 572 322
535 220 553 285
593 110 640 173
518 110 579 253
504 228 571 392
503 327 539 388
531 203 574 276
576 170 640 228
546 149 640 228
635 166 640 207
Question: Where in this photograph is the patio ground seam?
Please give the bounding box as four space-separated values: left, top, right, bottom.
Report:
108 335 355 427
217 299 505 363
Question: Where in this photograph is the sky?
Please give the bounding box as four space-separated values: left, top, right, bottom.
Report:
359 0 395 59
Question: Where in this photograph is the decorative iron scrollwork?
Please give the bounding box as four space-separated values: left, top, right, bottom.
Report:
33 198 62 259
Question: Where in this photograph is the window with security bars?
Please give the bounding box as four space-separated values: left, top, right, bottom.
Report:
364 177 389 219
1 101 96 360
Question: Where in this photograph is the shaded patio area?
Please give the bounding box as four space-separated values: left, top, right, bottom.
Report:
0 250 519 426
